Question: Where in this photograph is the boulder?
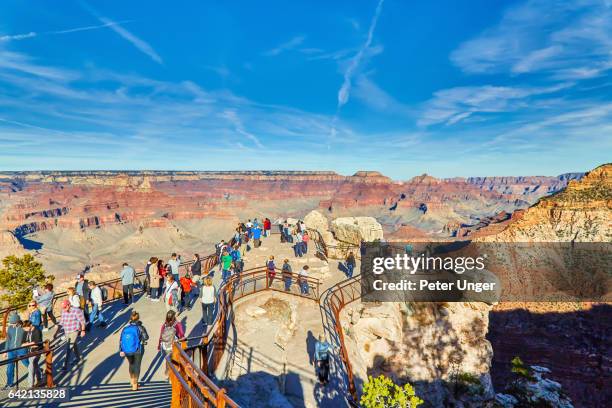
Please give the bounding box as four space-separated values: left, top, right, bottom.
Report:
331 217 383 245
303 210 328 233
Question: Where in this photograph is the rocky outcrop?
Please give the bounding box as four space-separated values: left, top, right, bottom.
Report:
342 301 495 407
480 163 611 242
330 217 384 245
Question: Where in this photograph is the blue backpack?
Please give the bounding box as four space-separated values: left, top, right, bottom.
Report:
120 324 141 355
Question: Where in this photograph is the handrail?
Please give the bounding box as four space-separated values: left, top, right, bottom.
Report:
323 274 363 406
170 266 321 407
0 337 63 388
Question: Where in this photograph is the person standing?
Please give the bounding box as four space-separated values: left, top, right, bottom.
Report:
266 256 276 287
230 245 242 273
200 277 216 327
156 259 166 299
252 224 262 248
220 250 233 282
143 259 152 299
27 301 43 332
190 254 202 286
167 253 181 283
302 231 309 254
22 320 43 388
35 283 57 332
120 263 136 305
263 218 271 237
67 287 81 308
3 312 27 388
149 258 160 301
59 299 86 372
74 274 90 320
179 273 195 311
299 265 310 295
164 275 180 313
158 311 185 381
119 311 149 391
282 259 292 291
345 251 356 278
88 281 106 327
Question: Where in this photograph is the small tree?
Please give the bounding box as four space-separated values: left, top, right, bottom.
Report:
361 374 424 408
0 254 53 306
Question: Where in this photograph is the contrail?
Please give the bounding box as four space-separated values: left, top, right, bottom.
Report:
0 20 133 42
330 0 385 140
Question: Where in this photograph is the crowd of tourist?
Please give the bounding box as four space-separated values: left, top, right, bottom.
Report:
2 216 340 389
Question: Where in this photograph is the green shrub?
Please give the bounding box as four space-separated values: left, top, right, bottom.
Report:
0 254 53 306
361 374 424 408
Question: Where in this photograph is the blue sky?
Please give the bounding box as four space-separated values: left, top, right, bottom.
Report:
0 0 610 178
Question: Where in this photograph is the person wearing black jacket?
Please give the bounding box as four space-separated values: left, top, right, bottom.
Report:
191 254 202 288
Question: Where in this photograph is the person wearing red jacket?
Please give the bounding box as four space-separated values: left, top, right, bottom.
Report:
263 218 271 237
179 274 195 311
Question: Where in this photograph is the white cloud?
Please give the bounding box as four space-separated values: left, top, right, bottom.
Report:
352 74 410 114
418 83 572 127
451 0 612 79
263 35 306 56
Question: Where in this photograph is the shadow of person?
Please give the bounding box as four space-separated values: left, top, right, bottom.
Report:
306 330 316 366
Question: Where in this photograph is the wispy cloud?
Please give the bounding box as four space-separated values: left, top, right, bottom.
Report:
222 109 264 148
263 35 306 56
450 0 612 80
418 82 572 127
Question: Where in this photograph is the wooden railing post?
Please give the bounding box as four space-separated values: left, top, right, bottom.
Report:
170 343 181 408
44 340 55 388
1 307 10 339
202 337 209 375
216 388 227 408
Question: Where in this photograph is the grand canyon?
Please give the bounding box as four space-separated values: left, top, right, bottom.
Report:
0 164 610 407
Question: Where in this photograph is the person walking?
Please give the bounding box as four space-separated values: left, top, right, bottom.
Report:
158 310 185 381
119 311 149 391
35 283 57 332
299 265 310 295
59 299 86 372
3 312 27 388
88 281 106 327
200 277 216 327
163 275 180 313
22 320 43 388
27 301 43 332
266 256 276 287
67 287 81 308
282 259 292 291
345 251 356 278
314 334 332 385
167 253 181 282
120 263 136 305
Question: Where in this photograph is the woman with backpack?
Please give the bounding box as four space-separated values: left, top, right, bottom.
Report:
119 311 149 391
158 310 185 381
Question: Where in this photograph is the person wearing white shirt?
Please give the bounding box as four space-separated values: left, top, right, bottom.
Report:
298 265 309 295
200 277 216 327
88 281 106 327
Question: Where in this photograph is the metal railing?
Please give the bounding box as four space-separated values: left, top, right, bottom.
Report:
323 274 363 405
168 266 321 408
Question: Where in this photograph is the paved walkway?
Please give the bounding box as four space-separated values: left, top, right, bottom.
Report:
1 231 356 408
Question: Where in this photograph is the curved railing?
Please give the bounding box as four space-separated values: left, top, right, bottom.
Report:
323 274 362 406
167 266 321 408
